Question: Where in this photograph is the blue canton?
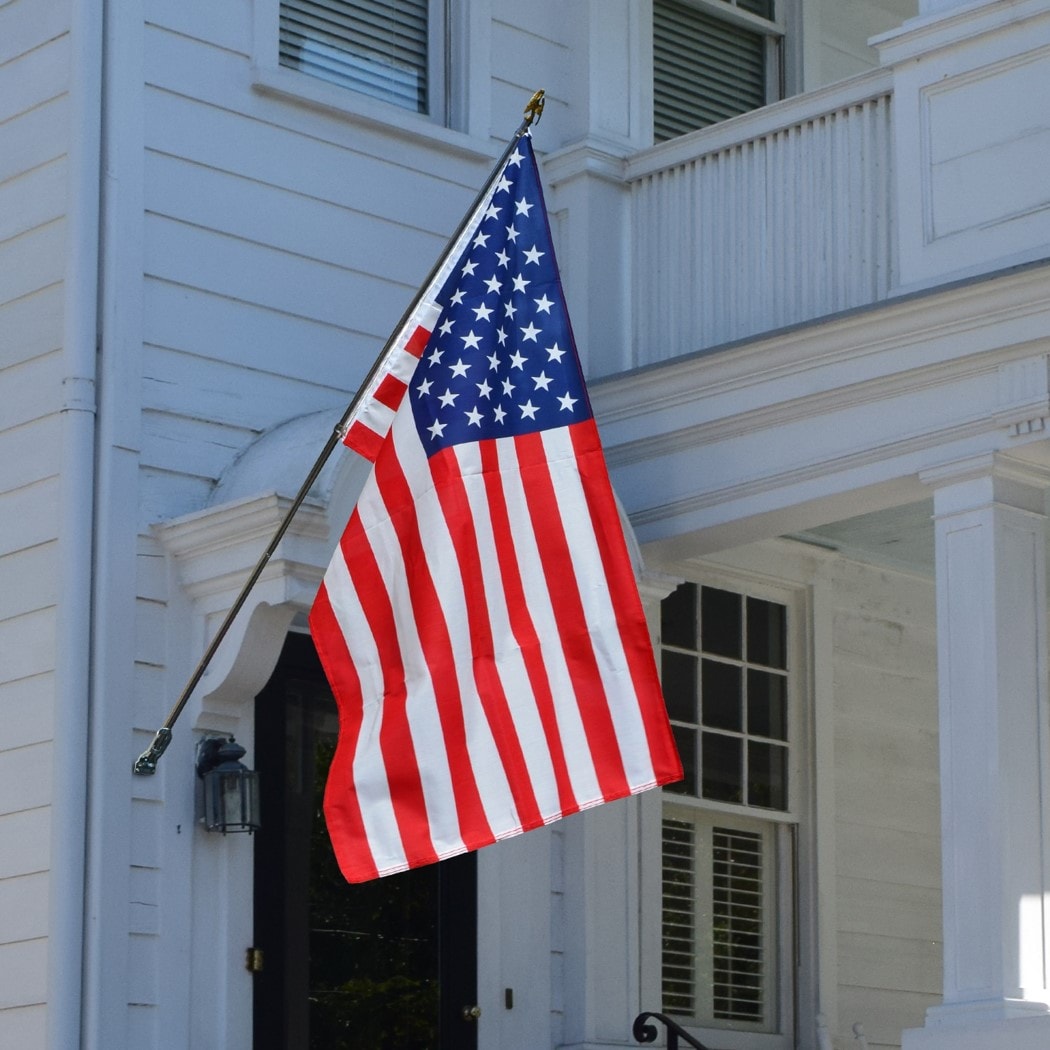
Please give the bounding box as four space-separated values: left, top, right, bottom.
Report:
411 137 592 455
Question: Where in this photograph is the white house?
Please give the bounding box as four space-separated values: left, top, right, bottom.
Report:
3 1 1050 1048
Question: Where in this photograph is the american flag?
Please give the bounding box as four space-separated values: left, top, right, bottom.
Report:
310 133 681 883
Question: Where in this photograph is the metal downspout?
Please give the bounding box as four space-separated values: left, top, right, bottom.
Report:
48 0 103 1046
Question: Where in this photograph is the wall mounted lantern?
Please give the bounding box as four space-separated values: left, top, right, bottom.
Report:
195 736 261 834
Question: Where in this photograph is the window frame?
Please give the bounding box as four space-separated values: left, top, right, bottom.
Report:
643 567 812 1050
250 0 487 144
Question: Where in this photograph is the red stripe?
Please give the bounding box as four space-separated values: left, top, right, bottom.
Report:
569 421 684 786
479 440 580 817
344 419 385 462
374 373 408 412
373 443 496 852
428 446 545 831
405 323 431 358
513 429 631 801
338 512 440 869
310 584 381 883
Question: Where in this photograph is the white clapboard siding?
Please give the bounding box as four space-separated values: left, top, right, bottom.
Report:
831 560 941 1049
141 280 369 384
629 86 893 365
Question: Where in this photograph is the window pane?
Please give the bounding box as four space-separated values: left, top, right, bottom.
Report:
667 726 697 796
702 659 742 731
738 0 775 18
662 581 697 650
703 732 743 803
747 597 786 669
653 0 768 139
747 669 787 741
748 742 787 810
662 651 698 723
701 586 742 659
280 0 429 113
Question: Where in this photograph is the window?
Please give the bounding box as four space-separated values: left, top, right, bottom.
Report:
658 581 796 1039
653 0 785 140
278 0 443 116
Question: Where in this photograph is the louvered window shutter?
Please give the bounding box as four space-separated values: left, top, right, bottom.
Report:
661 814 775 1028
280 0 429 114
653 0 775 140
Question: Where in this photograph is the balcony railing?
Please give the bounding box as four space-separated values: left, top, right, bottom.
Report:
626 68 895 368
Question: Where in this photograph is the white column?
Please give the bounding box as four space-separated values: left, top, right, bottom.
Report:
905 457 1050 1050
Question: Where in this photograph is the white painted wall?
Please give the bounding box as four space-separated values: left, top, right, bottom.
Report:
0 0 74 1044
828 559 941 1050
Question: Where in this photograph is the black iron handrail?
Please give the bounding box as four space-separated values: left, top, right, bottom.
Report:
633 1011 714 1049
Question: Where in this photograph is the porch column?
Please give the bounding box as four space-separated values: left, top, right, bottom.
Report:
905 456 1050 1050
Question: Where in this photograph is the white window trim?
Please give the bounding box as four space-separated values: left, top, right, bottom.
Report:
250 0 492 153
641 563 815 1050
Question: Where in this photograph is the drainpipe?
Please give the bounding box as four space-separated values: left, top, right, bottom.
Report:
49 0 103 1046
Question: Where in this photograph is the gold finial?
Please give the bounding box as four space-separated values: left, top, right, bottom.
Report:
523 89 545 128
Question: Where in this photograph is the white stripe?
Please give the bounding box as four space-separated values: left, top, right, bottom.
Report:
494 433 604 806
354 451 467 859
453 440 566 822
388 413 521 837
538 427 658 789
354 399 395 442
321 544 406 873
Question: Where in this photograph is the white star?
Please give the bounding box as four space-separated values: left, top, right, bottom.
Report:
439 389 458 407
512 274 530 294
523 245 545 265
520 322 541 342
493 404 507 423
546 342 566 363
515 197 534 216
507 148 524 167
519 400 539 419
450 288 466 306
534 294 554 314
439 318 454 335
476 379 493 399
532 371 553 390
484 203 501 221
461 331 482 351
473 231 490 249
450 358 471 377
465 406 484 427
509 350 527 370
495 174 512 194
502 377 516 396
473 302 494 322
427 419 447 439
496 249 511 268
504 301 518 319
487 351 501 370
495 327 508 346
484 275 502 295
416 377 433 397
427 348 445 366
505 224 519 243
558 392 578 412
462 259 478 277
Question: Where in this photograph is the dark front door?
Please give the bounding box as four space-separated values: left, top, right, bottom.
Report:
253 632 478 1050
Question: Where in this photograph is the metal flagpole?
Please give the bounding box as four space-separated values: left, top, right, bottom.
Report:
132 89 546 775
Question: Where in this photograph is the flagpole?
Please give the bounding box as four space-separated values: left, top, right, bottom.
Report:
132 90 546 775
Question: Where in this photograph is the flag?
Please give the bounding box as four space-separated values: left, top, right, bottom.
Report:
309 133 682 883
